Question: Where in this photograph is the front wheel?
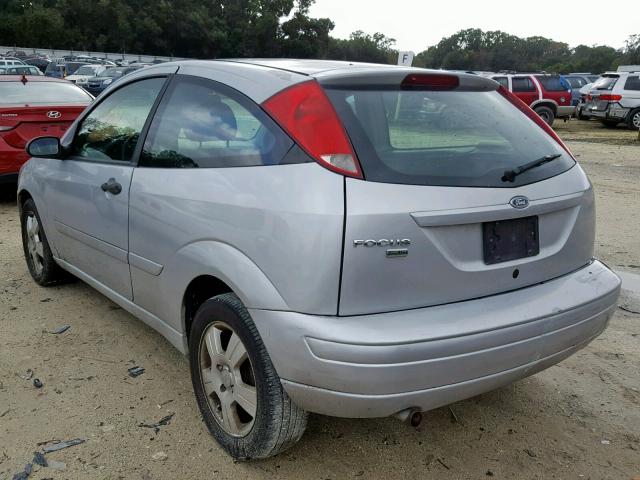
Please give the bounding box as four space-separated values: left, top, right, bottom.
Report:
534 105 555 125
189 293 308 460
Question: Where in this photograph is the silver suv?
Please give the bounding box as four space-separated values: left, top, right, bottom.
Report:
18 60 621 460
587 70 640 129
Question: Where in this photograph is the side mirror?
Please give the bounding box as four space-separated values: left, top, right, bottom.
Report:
27 136 61 158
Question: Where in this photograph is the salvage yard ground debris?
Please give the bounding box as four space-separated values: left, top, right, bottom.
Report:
0 119 639 478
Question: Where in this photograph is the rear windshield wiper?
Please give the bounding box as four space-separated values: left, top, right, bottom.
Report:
502 154 562 183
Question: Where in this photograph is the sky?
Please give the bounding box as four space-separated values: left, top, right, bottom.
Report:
308 0 640 53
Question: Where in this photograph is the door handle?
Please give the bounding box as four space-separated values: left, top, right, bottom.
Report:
101 178 122 195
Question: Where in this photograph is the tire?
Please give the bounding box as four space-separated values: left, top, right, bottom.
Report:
577 108 590 121
602 119 620 128
626 108 640 131
20 198 69 286
534 105 555 126
189 293 308 460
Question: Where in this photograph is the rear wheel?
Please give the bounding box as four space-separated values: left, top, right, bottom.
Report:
626 108 640 130
534 105 555 125
602 119 620 128
20 198 68 286
577 108 590 121
189 293 308 460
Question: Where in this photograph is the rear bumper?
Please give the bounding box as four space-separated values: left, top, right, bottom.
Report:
556 105 576 117
250 261 620 418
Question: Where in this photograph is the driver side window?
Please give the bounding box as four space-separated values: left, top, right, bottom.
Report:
72 78 165 162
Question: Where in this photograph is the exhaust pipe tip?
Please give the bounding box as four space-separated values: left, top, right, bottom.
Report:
394 408 423 427
409 410 422 427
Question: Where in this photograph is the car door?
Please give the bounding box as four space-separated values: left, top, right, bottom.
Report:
43 76 167 300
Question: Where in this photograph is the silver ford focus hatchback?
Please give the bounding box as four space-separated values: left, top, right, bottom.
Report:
18 59 621 460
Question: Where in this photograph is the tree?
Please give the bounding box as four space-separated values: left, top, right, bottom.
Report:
327 31 396 63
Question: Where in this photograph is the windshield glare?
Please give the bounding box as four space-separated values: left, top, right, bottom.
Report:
103 68 124 77
75 66 97 75
325 88 575 188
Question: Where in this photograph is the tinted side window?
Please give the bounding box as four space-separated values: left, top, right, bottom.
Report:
73 78 165 162
493 76 508 88
140 75 294 168
512 77 536 92
566 77 586 89
624 76 640 91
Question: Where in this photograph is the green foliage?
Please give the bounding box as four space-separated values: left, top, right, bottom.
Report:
416 28 638 73
0 3 636 74
327 31 396 63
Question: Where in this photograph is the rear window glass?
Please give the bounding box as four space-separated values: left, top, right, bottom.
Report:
623 76 640 91
593 76 618 90
0 81 92 105
535 76 567 92
493 76 509 88
325 87 575 188
512 77 536 92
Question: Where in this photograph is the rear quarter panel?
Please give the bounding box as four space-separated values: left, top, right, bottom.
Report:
128 163 345 335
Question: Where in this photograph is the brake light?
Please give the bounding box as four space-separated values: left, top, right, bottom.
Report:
598 94 622 101
401 74 459 90
497 86 573 157
262 80 362 178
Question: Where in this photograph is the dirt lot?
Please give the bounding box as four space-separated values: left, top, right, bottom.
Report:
1 120 639 480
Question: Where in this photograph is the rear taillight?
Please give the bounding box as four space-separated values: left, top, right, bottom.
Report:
262 80 362 178
401 74 459 90
598 94 622 101
497 86 573 157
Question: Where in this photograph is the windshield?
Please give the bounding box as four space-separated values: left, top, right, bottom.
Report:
75 66 97 75
593 76 618 90
103 68 124 78
0 81 92 105
325 87 575 188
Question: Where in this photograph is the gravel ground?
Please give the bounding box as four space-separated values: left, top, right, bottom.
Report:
1 120 639 480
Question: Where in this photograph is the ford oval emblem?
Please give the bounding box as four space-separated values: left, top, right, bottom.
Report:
510 196 529 209
46 111 61 119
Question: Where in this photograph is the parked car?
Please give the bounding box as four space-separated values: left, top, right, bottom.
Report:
0 58 26 68
44 61 89 78
66 64 108 86
3 50 28 59
83 65 148 96
18 60 621 459
575 77 602 120
83 66 127 95
0 76 92 184
0 66 43 76
586 70 640 129
563 74 598 106
24 56 51 73
490 73 574 125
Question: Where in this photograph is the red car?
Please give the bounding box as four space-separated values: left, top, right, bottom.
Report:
0 76 92 184
489 74 574 125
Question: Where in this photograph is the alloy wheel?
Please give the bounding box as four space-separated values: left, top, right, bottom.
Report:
25 214 44 275
199 321 257 437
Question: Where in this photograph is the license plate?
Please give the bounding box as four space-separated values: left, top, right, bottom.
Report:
483 216 539 265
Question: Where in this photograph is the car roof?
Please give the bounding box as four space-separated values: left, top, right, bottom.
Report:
0 75 71 83
222 58 399 75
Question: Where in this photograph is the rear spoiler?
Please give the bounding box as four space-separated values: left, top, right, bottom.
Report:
315 68 498 92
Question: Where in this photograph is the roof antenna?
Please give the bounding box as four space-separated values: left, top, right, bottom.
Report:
21 74 28 85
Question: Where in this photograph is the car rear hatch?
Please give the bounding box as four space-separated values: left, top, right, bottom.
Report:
314 70 594 316
588 75 620 111
0 105 83 149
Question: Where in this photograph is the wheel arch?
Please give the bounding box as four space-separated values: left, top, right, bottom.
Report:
531 99 558 114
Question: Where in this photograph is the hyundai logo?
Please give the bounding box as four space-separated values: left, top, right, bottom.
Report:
509 196 530 209
46 111 61 119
